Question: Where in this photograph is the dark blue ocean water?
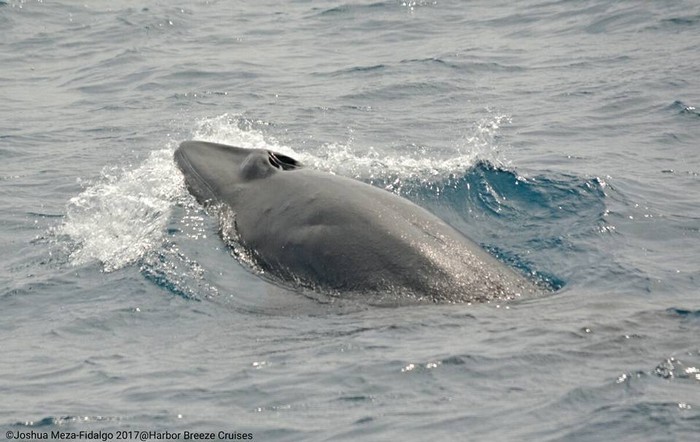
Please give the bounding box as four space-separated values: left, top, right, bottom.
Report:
2 1 699 440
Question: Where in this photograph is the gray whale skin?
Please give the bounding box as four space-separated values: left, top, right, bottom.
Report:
175 140 540 303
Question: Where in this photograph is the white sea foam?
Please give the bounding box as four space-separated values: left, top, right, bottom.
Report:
190 112 510 182
57 146 186 272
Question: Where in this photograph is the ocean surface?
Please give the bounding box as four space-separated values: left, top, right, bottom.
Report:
1 0 699 440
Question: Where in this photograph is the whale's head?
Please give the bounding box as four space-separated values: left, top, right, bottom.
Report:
175 140 301 205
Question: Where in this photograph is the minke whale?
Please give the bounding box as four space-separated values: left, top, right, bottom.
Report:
174 140 541 303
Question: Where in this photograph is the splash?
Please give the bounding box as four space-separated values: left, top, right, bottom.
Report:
190 114 310 161
56 147 185 272
190 112 511 184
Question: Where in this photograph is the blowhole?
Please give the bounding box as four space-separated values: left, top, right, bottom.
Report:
268 151 300 171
